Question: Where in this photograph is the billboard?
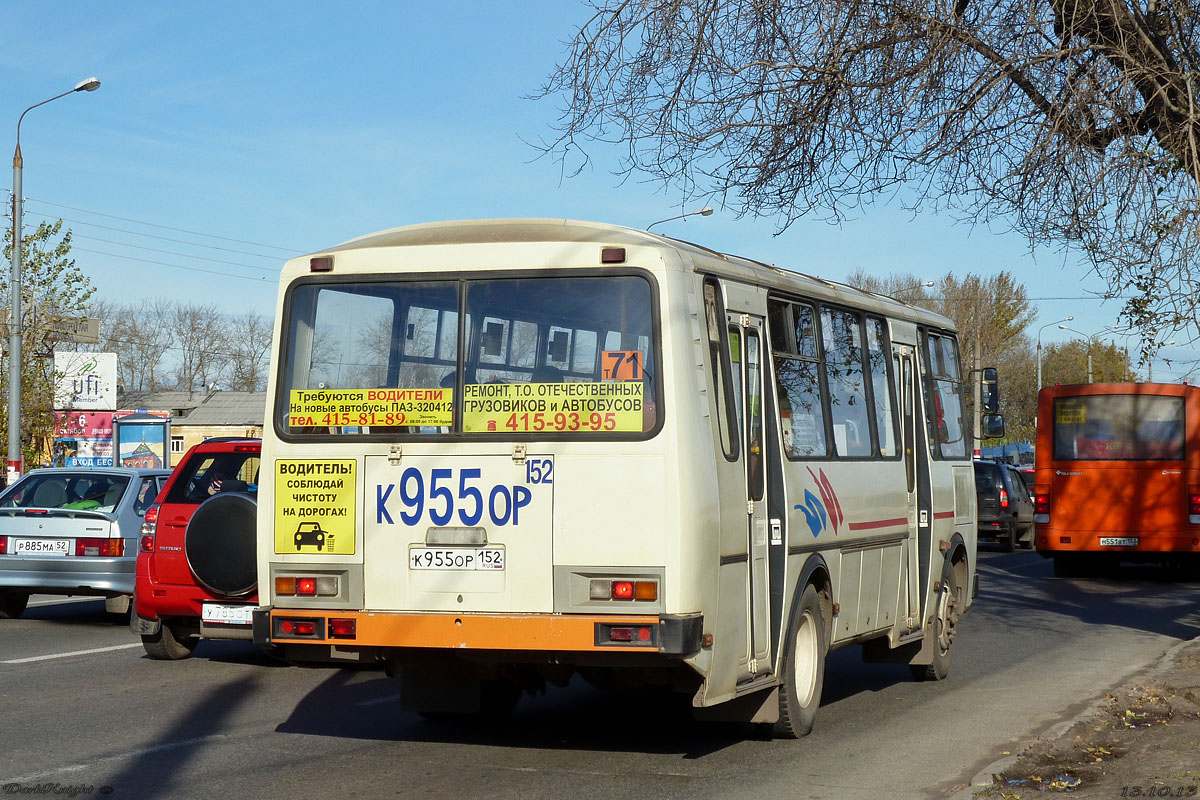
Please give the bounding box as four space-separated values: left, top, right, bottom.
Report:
54 352 118 410
52 411 116 468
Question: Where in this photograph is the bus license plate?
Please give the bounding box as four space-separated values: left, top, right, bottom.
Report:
409 547 505 571
1099 537 1139 547
201 603 254 625
11 538 70 557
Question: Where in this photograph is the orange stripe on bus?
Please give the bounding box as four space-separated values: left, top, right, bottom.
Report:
270 610 662 651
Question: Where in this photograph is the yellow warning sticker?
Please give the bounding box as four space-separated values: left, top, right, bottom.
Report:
462 382 643 433
1057 402 1086 425
287 389 452 428
274 459 356 555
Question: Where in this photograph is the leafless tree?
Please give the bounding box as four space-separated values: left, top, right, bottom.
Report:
227 310 273 392
172 303 231 392
539 0 1200 343
86 298 176 392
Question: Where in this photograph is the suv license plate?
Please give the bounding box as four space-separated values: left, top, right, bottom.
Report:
409 547 505 571
1099 537 1139 547
201 603 254 625
11 538 70 557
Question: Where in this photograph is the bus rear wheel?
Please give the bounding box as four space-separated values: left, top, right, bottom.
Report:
774 584 827 738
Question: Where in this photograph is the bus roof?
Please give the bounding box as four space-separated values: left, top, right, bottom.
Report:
311 218 956 331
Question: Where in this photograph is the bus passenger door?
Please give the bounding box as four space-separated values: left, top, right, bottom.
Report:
730 314 772 675
894 344 926 627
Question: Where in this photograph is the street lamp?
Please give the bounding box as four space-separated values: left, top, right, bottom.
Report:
647 205 714 231
894 280 935 295
1036 316 1074 389
1058 325 1098 383
9 77 100 485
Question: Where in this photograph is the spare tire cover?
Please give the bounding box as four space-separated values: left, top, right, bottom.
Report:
185 492 257 597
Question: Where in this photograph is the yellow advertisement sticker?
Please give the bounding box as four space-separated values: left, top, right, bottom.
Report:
275 459 356 555
462 381 644 433
288 388 451 428
1057 402 1086 425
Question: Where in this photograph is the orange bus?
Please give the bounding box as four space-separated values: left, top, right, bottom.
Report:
1034 382 1200 575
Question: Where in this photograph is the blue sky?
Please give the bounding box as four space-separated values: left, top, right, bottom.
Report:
2 2 1190 379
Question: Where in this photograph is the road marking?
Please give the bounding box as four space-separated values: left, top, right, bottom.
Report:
1 642 142 664
3 734 229 784
28 597 104 607
356 693 402 706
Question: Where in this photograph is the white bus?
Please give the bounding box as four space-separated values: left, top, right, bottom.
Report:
254 218 994 736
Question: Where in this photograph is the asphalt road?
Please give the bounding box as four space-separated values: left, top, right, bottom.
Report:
2 549 1198 800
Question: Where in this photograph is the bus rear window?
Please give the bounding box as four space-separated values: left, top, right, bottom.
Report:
279 274 658 438
1052 395 1184 461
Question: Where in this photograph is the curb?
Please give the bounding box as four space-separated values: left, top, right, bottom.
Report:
947 636 1200 799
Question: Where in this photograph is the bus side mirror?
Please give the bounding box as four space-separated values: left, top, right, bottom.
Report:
982 414 1005 439
981 367 1000 413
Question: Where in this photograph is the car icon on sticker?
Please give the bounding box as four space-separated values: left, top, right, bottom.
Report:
294 522 327 552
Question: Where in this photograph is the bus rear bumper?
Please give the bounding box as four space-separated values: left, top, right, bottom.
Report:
254 606 703 655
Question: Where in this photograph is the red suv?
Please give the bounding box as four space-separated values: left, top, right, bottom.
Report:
132 438 260 659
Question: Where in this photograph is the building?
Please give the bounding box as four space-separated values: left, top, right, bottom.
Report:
118 390 266 460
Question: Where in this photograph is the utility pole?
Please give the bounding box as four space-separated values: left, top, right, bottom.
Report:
973 331 982 458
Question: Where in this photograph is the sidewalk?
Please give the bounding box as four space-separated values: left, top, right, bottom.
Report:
956 636 1200 798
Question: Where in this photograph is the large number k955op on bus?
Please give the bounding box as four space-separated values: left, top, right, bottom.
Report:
253 219 1002 736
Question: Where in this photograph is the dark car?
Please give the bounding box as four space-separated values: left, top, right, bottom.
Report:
974 460 1035 551
132 438 260 659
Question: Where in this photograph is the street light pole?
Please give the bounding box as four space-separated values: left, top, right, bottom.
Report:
8 77 100 485
1058 325 1096 383
1036 316 1074 389
646 205 714 231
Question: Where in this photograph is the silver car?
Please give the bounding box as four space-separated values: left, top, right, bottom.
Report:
0 467 170 618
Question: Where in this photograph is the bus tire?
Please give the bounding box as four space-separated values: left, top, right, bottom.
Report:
141 623 198 660
910 565 961 682
0 591 29 619
774 584 827 738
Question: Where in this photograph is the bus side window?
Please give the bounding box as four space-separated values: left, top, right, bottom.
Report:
866 317 898 457
703 279 738 460
768 299 828 458
821 307 872 458
923 332 967 458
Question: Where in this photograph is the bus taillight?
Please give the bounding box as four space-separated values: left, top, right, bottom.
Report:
1189 486 1200 524
1034 487 1050 524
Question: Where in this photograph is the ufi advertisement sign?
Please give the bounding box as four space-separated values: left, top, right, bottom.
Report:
54 352 118 410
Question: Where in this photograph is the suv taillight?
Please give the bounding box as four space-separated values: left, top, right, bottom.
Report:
0 536 7 555
999 488 1009 509
141 504 159 536
1189 486 1200 525
140 504 160 552
1034 486 1050 523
